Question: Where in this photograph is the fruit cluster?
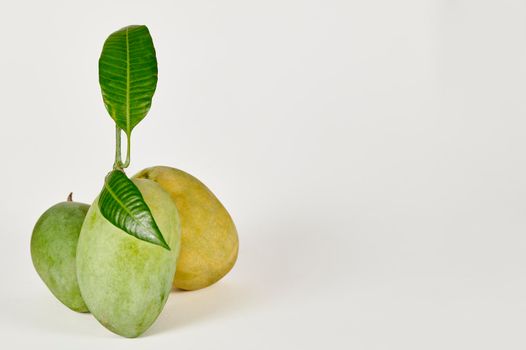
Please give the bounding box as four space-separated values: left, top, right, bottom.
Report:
30 26 239 338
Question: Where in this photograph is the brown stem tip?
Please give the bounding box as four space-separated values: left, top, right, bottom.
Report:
67 192 73 202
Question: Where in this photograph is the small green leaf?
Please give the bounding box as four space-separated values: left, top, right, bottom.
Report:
99 25 158 136
98 170 170 250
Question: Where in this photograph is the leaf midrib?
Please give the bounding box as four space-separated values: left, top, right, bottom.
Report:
103 177 147 231
125 26 130 135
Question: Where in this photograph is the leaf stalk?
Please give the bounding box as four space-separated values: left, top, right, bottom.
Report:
113 126 131 170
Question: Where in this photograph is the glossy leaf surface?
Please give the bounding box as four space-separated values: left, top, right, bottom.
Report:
98 170 169 250
99 25 158 135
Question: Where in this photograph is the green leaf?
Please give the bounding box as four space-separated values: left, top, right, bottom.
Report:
99 25 158 136
98 170 170 250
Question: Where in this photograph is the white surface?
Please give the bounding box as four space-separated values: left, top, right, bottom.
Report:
1 0 526 348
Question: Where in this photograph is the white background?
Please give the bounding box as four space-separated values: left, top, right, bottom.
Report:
1 0 525 348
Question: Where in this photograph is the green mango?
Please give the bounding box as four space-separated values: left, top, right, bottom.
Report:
30 194 89 313
76 178 180 338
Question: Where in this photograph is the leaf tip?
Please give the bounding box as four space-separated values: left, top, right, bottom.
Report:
158 238 171 251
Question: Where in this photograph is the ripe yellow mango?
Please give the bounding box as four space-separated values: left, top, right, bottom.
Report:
134 166 238 290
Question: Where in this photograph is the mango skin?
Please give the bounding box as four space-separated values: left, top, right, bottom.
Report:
134 166 238 291
76 178 180 338
31 200 89 313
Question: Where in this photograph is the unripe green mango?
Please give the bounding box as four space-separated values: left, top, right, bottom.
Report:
76 178 180 338
30 195 89 313
134 166 238 291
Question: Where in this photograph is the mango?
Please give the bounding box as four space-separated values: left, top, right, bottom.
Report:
30 194 89 313
134 166 238 291
76 178 180 338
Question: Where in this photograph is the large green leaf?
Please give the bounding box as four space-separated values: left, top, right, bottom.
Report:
99 25 158 135
98 170 169 250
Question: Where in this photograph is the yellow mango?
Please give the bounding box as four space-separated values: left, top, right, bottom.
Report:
134 166 238 290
